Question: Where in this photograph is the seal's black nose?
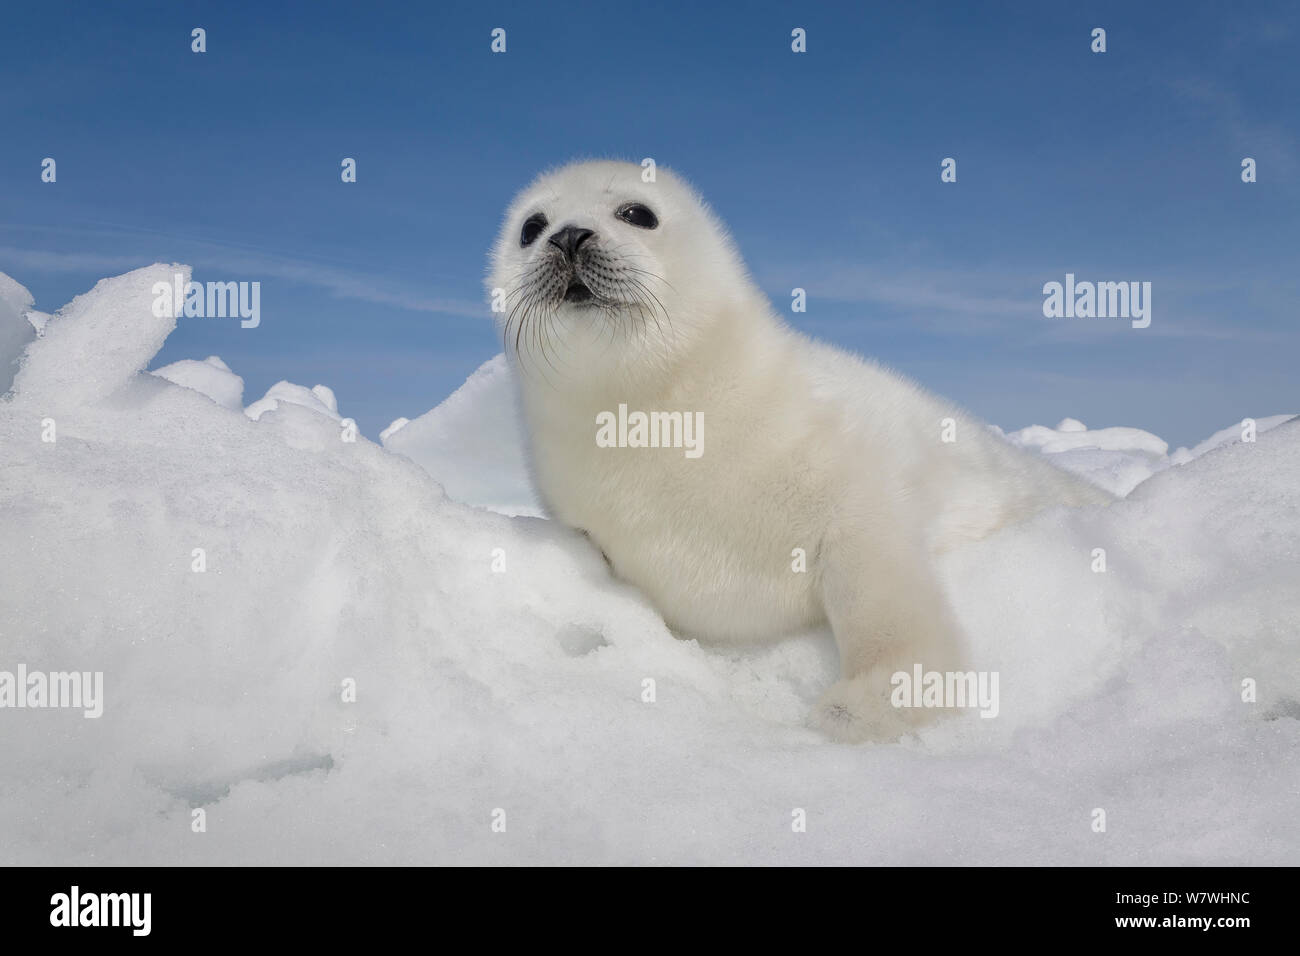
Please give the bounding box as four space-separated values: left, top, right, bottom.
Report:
548 225 594 260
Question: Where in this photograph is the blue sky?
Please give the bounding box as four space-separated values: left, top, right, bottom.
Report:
2 0 1296 447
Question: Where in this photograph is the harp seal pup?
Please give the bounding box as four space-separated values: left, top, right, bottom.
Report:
487 159 1108 742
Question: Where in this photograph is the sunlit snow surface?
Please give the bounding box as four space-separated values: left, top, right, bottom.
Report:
1 265 1295 865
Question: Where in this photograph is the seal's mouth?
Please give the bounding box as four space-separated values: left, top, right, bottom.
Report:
563 279 594 304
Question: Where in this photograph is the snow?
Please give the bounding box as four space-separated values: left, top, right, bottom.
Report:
0 273 37 395
151 356 245 411
379 416 410 442
244 381 342 422
1176 413 1298 464
24 310 53 336
381 353 541 516
8 265 187 411
999 414 1296 497
0 265 1296 866
1000 419 1169 498
1007 419 1169 457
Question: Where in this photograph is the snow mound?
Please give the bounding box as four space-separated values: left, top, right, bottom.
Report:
1 266 1296 866
379 417 410 442
1000 418 1169 497
382 354 541 515
24 311 53 335
245 381 342 422
997 414 1297 498
151 356 245 410
1174 414 1298 464
9 264 187 411
0 273 36 395
1007 420 1168 457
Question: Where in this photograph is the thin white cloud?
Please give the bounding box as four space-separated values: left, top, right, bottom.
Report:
765 259 1298 344
0 237 485 320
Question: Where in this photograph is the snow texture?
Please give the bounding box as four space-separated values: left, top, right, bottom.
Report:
0 266 1296 865
244 381 341 422
151 356 245 411
381 353 541 516
0 273 37 396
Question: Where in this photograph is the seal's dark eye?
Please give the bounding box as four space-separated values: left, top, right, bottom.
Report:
520 213 547 247
616 203 658 229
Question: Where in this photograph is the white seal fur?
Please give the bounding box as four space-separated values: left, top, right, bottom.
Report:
488 160 1109 741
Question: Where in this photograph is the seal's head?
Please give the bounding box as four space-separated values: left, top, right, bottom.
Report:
487 160 755 387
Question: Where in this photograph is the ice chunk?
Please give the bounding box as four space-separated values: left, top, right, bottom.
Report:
24 310 52 335
151 356 245 410
1003 419 1170 496
381 354 541 515
8 263 188 410
245 381 343 421
380 417 410 442
0 272 36 395
1173 413 1298 463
